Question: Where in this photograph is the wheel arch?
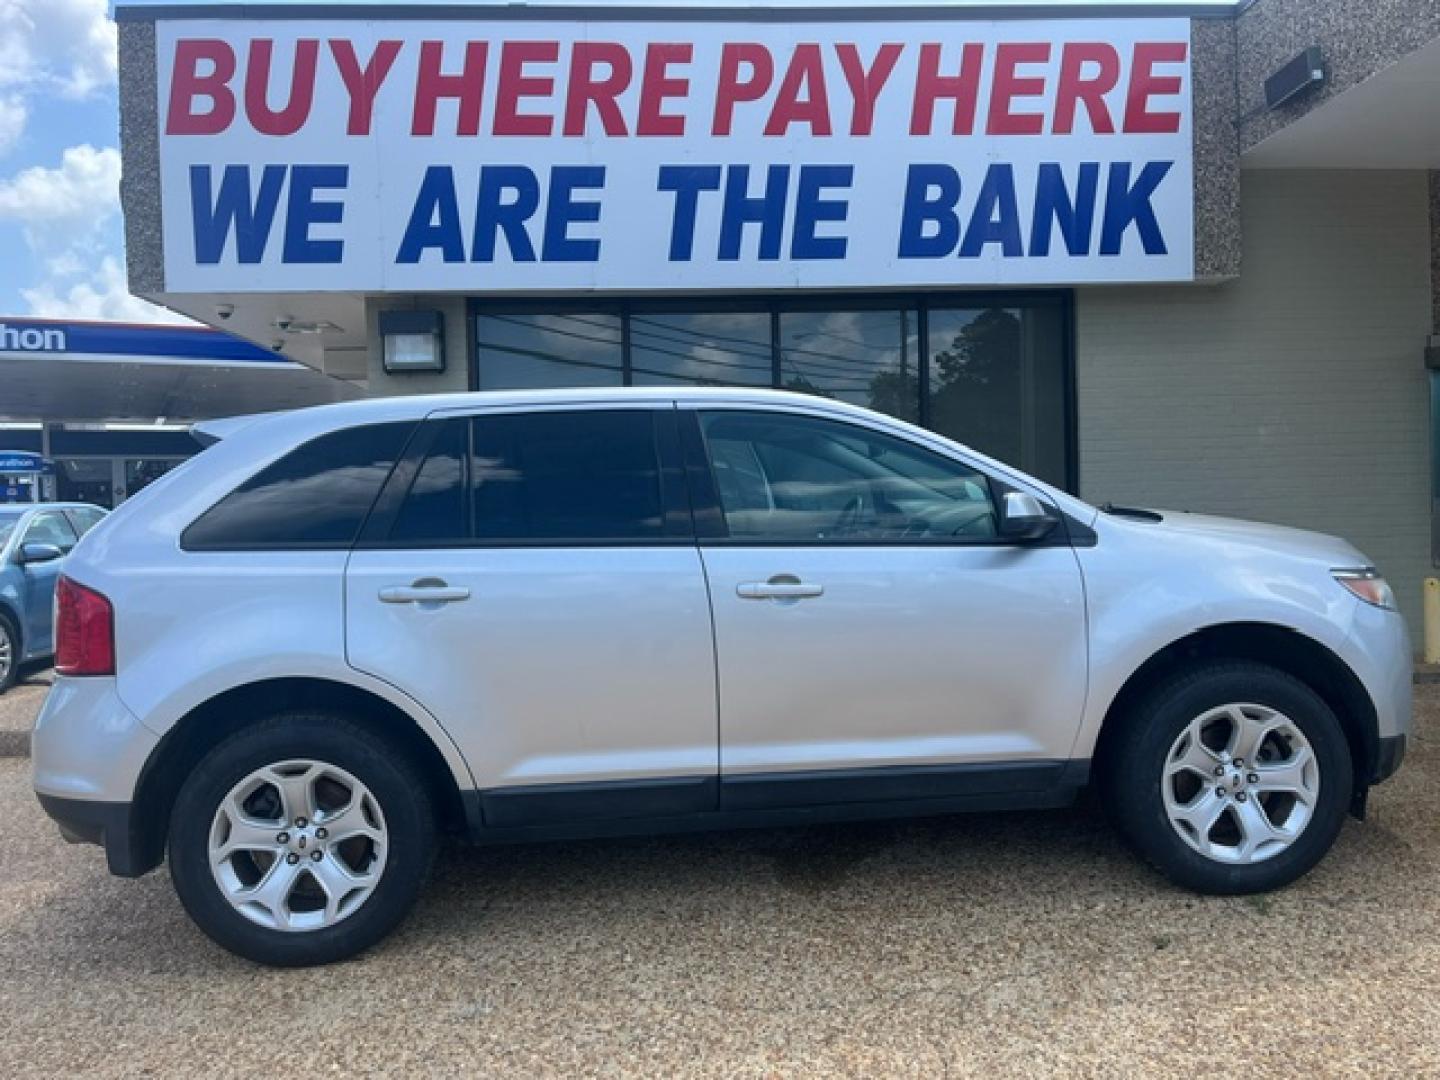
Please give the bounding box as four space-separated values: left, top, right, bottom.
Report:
127 676 473 875
1091 622 1378 802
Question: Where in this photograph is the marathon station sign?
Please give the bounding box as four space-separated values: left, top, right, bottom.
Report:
156 17 1194 292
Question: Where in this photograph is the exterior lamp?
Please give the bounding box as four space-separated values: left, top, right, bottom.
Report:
379 310 446 373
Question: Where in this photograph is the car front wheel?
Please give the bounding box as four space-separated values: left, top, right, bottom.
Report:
168 713 436 966
1103 661 1353 895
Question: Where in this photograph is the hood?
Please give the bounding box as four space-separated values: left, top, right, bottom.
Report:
1117 509 1370 566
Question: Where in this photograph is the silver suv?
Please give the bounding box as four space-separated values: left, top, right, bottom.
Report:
33 389 1410 966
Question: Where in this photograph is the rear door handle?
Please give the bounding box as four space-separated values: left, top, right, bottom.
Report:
378 580 471 604
737 579 824 601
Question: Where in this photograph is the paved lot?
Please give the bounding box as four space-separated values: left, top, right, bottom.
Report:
2 685 1439 1077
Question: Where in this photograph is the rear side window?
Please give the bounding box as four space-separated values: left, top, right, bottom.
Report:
65 507 106 537
386 410 670 544
183 422 413 550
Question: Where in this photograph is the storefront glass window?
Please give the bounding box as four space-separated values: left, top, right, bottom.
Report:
925 303 1068 488
629 312 772 387
476 312 623 389
55 459 113 507
474 294 1073 491
777 309 920 423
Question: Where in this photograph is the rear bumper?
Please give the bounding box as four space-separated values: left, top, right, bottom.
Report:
36 793 153 877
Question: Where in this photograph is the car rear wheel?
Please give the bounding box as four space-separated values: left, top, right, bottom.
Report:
168 712 436 966
1103 661 1353 895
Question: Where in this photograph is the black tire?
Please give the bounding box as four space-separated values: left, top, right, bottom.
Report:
168 712 437 967
0 612 19 694
1101 661 1352 895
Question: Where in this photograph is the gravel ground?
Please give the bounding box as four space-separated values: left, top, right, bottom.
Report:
0 669 49 755
2 686 1439 1077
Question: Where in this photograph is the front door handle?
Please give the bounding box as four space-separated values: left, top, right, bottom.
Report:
378 579 471 605
737 578 824 601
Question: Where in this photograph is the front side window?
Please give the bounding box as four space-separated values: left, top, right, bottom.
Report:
22 511 78 552
183 422 413 550
700 411 997 542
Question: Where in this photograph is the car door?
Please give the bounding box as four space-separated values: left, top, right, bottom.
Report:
685 406 1089 809
345 404 720 827
16 510 78 655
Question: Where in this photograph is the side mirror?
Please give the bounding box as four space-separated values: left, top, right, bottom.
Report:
999 492 1059 543
17 542 64 565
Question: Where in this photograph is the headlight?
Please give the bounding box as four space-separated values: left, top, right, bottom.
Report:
1333 568 1397 611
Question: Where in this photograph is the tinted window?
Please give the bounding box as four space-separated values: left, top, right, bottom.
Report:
23 511 79 552
472 411 665 542
184 423 413 550
700 411 997 542
390 420 468 544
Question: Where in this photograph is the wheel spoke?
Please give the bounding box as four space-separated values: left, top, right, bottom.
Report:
320 796 384 845
1252 747 1315 800
1169 791 1226 844
241 858 303 927
213 813 284 866
1166 725 1221 780
263 764 319 824
309 852 367 921
1232 797 1282 860
1228 709 1283 766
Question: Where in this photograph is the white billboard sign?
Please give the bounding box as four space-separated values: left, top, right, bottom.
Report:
155 17 1194 292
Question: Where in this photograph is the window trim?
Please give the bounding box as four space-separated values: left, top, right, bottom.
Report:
467 290 1078 494
355 406 696 550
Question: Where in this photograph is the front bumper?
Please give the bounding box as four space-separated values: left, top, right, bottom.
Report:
36 794 152 877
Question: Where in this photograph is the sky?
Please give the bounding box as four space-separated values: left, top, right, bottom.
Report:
0 0 1235 326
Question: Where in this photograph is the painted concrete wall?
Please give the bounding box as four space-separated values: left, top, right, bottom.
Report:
1077 168 1433 633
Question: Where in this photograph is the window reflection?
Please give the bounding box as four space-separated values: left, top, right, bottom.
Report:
777 310 919 423
477 313 622 388
630 312 772 387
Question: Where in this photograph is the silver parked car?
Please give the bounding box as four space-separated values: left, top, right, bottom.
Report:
0 502 107 692
32 389 1409 966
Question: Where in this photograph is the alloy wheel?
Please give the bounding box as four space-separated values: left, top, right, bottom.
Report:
1161 703 1320 865
208 759 388 932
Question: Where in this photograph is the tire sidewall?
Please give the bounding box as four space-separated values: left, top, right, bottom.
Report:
0 612 19 693
168 715 435 967
1112 664 1353 895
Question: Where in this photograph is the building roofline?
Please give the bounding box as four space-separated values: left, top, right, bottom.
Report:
116 1 1239 22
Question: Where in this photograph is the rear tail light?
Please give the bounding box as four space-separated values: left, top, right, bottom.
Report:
55 575 115 677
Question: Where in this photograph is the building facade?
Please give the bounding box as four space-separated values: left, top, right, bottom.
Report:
113 0 1440 631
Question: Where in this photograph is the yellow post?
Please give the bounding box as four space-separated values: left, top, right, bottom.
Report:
1425 579 1440 664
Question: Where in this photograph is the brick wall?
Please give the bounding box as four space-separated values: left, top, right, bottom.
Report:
1077 168 1432 633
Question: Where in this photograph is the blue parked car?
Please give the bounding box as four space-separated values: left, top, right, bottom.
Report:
0 503 107 692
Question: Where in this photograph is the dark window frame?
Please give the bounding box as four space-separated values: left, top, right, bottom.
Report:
469 291 1078 494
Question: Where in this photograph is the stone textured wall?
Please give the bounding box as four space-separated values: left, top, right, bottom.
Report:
1078 169 1434 631
1191 17 1242 280
1236 0 1440 153
118 19 164 297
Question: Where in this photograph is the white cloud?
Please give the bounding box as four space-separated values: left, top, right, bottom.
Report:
0 95 23 157
0 143 120 239
21 255 189 323
0 0 117 100
0 142 184 324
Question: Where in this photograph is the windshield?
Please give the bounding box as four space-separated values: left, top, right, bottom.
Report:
0 510 24 549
